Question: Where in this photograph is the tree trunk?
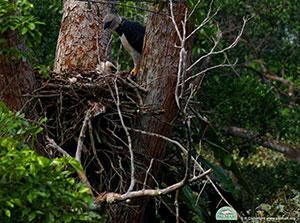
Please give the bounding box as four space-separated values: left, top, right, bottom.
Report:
0 31 36 112
110 2 191 222
53 0 112 73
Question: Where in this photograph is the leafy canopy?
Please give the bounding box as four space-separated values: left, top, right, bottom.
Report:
0 103 104 222
0 0 43 59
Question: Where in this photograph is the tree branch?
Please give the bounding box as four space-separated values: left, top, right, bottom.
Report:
224 126 300 163
109 79 135 193
75 109 91 163
46 136 93 193
94 168 212 204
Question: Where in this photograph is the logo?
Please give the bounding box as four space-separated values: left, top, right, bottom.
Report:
216 206 237 221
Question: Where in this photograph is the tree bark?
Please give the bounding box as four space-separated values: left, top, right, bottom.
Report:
110 2 191 222
53 0 112 73
0 31 36 112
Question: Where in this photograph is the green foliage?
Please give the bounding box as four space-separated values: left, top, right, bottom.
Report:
0 103 104 222
200 74 280 132
0 0 62 71
1 0 299 221
197 0 300 143
181 186 209 222
0 0 43 59
234 148 300 215
257 188 300 219
0 102 44 145
184 0 300 218
29 0 62 68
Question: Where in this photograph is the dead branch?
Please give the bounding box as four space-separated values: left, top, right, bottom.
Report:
242 64 299 97
161 198 187 223
88 119 104 173
128 127 237 212
45 136 93 193
175 189 180 223
186 17 247 72
187 0 219 40
94 168 212 204
46 136 71 157
224 126 300 163
110 79 135 193
75 109 91 163
143 158 154 190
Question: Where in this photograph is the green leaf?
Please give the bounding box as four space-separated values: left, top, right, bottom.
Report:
27 193 35 203
79 187 90 194
5 209 11 218
28 212 36 222
37 156 49 167
68 158 82 171
28 23 35 30
223 154 233 167
21 27 27 35
6 201 14 208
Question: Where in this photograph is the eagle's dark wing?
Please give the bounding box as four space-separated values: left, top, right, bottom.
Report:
116 20 145 54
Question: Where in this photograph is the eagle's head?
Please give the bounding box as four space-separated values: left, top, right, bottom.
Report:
103 14 122 31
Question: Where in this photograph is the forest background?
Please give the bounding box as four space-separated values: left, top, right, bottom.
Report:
0 0 299 222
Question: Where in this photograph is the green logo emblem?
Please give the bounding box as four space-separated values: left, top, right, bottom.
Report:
216 206 237 221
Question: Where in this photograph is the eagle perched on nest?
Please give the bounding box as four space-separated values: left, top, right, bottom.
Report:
103 14 145 77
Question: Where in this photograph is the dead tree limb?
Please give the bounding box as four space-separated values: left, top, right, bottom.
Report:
94 168 212 204
45 136 93 193
75 109 91 163
224 126 300 163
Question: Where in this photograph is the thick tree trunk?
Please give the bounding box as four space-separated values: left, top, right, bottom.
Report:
110 2 190 222
53 0 112 73
0 31 36 112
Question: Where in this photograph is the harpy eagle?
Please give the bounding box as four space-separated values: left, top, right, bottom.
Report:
103 14 145 76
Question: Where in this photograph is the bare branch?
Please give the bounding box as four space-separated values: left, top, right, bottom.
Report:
128 127 236 210
161 199 187 223
183 84 197 114
46 136 93 194
125 77 148 93
187 1 219 40
143 158 154 190
196 179 208 205
169 0 188 109
224 126 300 163
175 47 187 109
169 0 182 42
75 109 91 163
187 17 247 72
187 0 202 21
109 79 135 193
88 119 104 173
175 189 180 223
184 59 237 84
94 168 212 204
46 136 71 157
